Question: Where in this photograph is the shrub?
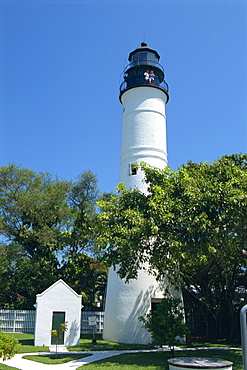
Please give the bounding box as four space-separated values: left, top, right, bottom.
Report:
139 290 189 351
0 331 21 361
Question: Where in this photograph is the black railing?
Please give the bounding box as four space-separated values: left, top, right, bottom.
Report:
120 75 169 95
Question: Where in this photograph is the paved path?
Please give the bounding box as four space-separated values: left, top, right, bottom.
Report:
0 348 163 370
0 346 241 370
0 350 134 370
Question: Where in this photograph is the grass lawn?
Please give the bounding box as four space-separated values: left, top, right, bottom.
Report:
9 332 153 353
0 364 20 370
68 334 155 352
3 333 243 370
23 353 92 364
77 349 243 370
9 332 241 353
10 332 49 353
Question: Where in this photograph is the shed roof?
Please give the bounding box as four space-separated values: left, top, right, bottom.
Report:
36 279 82 299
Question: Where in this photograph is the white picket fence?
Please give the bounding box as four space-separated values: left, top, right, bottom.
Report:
0 309 104 334
0 310 35 333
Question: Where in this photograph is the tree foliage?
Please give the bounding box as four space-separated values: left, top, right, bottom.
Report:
0 164 70 257
59 170 107 308
63 170 99 257
59 253 107 309
96 154 247 340
0 164 106 309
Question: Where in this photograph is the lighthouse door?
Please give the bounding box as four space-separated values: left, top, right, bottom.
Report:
151 298 162 312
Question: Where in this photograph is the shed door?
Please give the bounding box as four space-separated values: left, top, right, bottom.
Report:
51 311 65 345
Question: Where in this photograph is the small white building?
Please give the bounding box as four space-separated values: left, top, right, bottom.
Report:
34 279 82 347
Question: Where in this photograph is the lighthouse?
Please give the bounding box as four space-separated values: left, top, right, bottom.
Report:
103 43 169 344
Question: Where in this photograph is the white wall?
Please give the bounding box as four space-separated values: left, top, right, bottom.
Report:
34 280 82 346
120 86 168 192
103 266 167 344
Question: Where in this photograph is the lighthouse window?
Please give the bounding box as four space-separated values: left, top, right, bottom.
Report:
130 163 137 176
132 54 138 63
139 52 147 63
131 51 158 66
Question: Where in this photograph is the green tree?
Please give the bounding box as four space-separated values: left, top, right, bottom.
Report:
96 154 247 340
0 242 25 307
59 253 107 309
59 171 107 308
65 170 99 257
0 164 70 308
139 290 189 351
0 165 107 310
51 322 68 357
0 164 70 257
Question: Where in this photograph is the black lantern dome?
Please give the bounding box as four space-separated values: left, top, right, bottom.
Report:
119 42 169 102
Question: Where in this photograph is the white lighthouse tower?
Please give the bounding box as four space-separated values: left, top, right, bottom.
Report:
103 42 169 344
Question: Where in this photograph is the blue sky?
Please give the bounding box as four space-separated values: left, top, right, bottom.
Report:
1 0 246 194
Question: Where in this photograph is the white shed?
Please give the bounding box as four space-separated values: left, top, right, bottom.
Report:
34 279 82 347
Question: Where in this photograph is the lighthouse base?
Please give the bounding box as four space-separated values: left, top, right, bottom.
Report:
103 266 170 344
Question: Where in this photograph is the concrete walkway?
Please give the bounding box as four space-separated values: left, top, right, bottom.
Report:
0 346 241 370
0 350 133 370
0 348 164 370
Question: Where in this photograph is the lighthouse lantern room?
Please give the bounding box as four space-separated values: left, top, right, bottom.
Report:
120 41 169 101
